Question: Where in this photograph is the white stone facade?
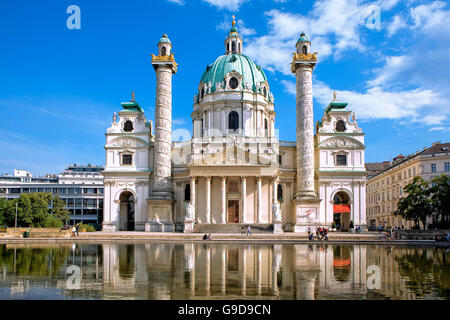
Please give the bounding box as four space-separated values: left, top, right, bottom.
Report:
101 26 367 233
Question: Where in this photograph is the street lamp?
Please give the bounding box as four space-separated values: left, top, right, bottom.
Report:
15 202 18 228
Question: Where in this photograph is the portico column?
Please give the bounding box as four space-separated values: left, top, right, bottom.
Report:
206 176 211 223
190 177 196 222
257 176 262 223
272 177 278 205
241 247 247 296
241 176 247 224
221 177 226 224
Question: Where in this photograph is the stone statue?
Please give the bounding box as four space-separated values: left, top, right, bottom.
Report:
185 202 194 221
112 112 118 122
272 201 282 222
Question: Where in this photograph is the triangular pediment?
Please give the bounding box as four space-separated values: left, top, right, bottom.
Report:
319 136 364 149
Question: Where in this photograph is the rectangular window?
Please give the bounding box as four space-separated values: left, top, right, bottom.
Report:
413 167 416 176
431 163 436 173
336 155 347 166
9 188 21 194
122 154 132 165
445 162 450 172
408 168 411 177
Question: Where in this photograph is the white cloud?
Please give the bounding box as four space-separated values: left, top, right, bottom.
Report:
387 15 407 37
202 0 248 11
166 0 185 5
245 1 389 75
173 118 186 125
428 126 450 132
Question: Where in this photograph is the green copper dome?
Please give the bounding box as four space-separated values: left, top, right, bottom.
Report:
158 33 171 44
200 54 268 93
297 32 309 43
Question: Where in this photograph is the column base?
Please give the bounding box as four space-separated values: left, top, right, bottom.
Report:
183 220 195 233
147 199 176 232
293 199 321 233
273 222 283 234
102 222 118 232
145 221 175 232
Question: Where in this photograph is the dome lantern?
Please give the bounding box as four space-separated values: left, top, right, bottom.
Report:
225 15 243 55
296 32 311 55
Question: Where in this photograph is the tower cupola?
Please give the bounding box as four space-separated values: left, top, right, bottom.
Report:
296 32 311 55
225 15 243 55
158 33 172 57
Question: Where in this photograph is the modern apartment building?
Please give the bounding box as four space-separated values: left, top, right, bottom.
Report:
366 142 450 229
0 164 104 226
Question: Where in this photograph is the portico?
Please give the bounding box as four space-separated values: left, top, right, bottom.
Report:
182 170 280 227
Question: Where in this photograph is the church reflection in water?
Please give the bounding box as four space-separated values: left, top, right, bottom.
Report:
102 243 371 300
1 243 448 299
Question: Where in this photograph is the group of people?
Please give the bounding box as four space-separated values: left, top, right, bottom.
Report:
202 233 211 240
308 226 329 241
241 225 252 236
59 223 79 237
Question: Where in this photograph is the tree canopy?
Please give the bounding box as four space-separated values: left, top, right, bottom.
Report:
0 193 70 228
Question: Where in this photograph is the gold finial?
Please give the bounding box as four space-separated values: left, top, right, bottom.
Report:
333 90 337 101
131 91 135 102
232 15 236 27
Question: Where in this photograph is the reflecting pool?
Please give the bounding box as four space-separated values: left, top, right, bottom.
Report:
0 242 448 299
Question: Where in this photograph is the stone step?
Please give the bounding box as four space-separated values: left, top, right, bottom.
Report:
193 223 273 234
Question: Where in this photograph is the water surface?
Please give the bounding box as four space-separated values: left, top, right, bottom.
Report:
0 242 448 300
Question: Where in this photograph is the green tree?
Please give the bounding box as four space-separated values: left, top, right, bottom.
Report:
29 193 52 227
51 195 70 223
0 198 16 226
429 174 450 227
394 176 432 230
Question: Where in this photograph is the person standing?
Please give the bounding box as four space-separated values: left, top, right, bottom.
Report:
247 225 251 236
72 225 77 237
75 224 79 237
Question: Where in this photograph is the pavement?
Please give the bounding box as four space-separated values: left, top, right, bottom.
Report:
0 231 446 246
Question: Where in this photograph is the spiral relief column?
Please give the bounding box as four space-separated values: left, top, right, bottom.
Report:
146 34 178 232
291 33 321 233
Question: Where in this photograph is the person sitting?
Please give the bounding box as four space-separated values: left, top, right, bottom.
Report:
202 234 208 240
207 234 212 240
308 233 314 241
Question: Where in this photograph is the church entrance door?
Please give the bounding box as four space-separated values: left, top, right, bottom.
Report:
227 200 239 223
333 191 351 232
119 191 135 231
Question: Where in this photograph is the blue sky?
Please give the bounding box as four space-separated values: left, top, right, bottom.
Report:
0 0 449 175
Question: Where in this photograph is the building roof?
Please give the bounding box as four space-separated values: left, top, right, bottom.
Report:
421 142 450 155
367 142 450 180
200 53 268 93
365 162 391 178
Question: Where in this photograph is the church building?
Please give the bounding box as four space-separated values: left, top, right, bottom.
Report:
101 19 367 233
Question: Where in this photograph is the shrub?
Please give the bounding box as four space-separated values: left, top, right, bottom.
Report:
78 223 96 232
44 215 63 228
332 222 336 229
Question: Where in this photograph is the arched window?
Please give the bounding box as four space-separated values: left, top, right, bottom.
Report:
263 86 267 97
228 111 239 132
184 184 191 202
161 46 167 56
238 42 241 53
232 41 236 53
336 120 346 132
302 45 307 54
200 118 204 137
227 42 230 53
264 119 268 137
201 87 205 99
123 120 133 132
277 184 283 202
